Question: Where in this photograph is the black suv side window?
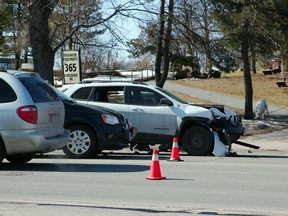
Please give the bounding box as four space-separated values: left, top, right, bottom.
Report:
0 78 17 103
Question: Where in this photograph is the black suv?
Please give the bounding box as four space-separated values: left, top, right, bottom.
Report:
55 89 135 158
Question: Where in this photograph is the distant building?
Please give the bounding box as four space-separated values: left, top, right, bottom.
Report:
0 57 15 70
0 56 33 70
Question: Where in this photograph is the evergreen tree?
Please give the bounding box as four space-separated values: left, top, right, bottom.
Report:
209 0 285 119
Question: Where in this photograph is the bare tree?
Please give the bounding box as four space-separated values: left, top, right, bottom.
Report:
155 0 174 88
0 1 30 69
27 0 148 84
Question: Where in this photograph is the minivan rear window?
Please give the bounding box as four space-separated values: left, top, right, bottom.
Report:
19 77 60 103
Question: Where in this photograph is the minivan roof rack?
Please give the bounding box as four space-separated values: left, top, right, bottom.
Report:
0 68 7 72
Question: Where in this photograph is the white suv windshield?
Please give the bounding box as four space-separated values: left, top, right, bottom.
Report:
156 87 187 104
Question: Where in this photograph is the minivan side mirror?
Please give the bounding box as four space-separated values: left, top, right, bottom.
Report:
160 98 173 106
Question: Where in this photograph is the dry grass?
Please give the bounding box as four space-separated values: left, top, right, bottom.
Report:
172 72 288 110
171 72 288 134
171 90 245 115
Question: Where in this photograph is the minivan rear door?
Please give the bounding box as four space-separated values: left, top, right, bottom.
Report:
18 76 65 137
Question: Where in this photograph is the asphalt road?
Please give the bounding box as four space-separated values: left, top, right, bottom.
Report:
0 149 288 216
1 79 287 215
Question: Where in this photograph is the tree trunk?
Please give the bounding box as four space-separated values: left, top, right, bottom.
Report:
251 46 257 74
241 19 254 119
28 1 58 84
155 0 165 87
14 51 21 70
24 47 28 63
203 0 212 72
159 0 174 88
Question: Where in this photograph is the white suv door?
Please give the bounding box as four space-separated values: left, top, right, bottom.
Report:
125 86 177 136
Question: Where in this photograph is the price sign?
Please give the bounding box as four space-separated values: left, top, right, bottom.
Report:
62 50 81 84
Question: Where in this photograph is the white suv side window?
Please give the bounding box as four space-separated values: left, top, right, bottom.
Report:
94 87 124 104
129 87 163 106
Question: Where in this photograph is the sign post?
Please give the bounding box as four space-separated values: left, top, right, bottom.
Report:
62 50 81 84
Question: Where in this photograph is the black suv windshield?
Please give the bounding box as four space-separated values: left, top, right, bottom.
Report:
19 77 61 103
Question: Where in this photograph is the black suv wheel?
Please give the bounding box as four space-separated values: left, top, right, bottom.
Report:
63 125 98 158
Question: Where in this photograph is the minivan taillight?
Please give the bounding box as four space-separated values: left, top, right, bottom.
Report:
17 105 38 124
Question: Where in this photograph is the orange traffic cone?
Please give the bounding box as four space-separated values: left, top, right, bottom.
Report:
146 147 166 180
168 137 183 161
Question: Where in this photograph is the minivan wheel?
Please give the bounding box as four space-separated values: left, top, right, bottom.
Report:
63 125 98 159
5 153 34 164
0 140 6 163
182 125 214 156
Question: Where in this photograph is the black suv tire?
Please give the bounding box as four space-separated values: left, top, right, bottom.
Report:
63 125 98 158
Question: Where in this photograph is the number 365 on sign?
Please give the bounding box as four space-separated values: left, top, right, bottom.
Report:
62 50 81 84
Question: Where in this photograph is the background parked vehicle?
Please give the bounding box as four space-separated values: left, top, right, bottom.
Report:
0 69 70 164
54 89 136 159
63 81 244 156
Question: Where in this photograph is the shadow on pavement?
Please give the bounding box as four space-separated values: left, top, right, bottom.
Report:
35 151 171 161
0 162 150 173
234 154 288 159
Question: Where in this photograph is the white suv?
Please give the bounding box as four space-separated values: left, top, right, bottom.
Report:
0 70 70 163
63 81 244 156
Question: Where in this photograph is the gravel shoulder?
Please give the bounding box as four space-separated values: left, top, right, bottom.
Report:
235 115 288 154
242 115 288 135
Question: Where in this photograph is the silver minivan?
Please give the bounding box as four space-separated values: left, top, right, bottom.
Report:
0 70 70 163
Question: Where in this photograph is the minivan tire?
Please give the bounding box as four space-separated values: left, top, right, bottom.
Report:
0 139 6 163
5 153 34 164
